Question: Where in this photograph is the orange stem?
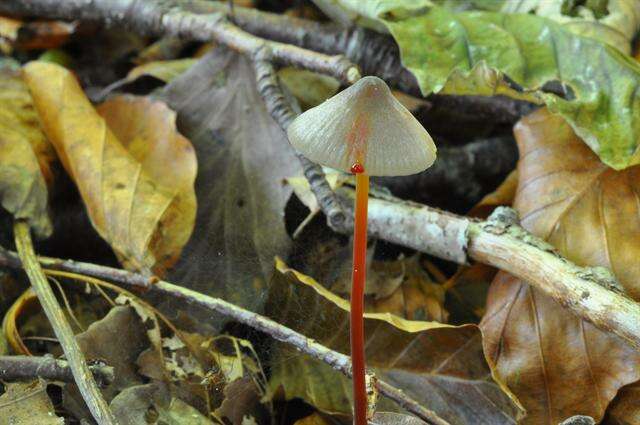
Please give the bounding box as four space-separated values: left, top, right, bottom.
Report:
351 171 369 425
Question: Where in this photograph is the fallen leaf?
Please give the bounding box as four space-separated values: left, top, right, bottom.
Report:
267 259 523 425
480 108 640 424
371 412 427 425
0 63 54 237
215 377 268 425
23 62 197 274
317 0 640 169
110 382 214 425
605 383 640 424
63 306 149 421
0 379 63 425
294 412 334 425
278 67 340 110
161 47 300 311
500 0 640 51
99 59 198 98
0 17 75 52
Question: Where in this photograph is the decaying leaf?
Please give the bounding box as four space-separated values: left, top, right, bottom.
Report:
0 16 75 53
63 305 149 421
606 382 640 424
500 0 640 51
99 58 198 98
278 67 340 110
110 382 214 425
481 108 640 424
0 379 63 425
371 412 427 425
0 63 54 237
267 259 523 425
23 61 197 274
161 47 300 311
215 377 268 425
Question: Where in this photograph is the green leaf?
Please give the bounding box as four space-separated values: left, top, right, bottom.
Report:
500 0 640 50
313 0 640 169
382 7 640 170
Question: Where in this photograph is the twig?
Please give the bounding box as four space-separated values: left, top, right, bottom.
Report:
0 0 359 84
163 1 537 123
0 355 114 388
12 221 117 425
335 188 640 349
0 246 449 425
252 47 351 230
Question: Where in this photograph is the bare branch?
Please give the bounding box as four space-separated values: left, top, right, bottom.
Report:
13 221 117 425
0 246 449 425
334 189 640 349
0 0 359 85
0 355 114 388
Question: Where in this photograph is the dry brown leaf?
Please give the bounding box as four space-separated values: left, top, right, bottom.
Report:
0 16 75 52
0 63 54 237
0 379 63 425
267 259 523 425
606 383 640 424
23 61 197 274
481 108 640 424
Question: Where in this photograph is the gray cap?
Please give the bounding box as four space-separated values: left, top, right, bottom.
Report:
287 76 436 176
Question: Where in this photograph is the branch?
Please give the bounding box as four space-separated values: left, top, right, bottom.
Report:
0 355 114 388
334 189 640 349
252 48 351 230
0 0 359 84
13 221 117 425
186 1 537 123
0 247 449 425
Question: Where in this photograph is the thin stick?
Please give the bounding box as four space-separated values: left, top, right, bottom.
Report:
0 355 114 387
0 246 450 425
351 171 369 425
13 221 117 425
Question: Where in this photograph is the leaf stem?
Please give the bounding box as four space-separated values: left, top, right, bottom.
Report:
351 172 369 424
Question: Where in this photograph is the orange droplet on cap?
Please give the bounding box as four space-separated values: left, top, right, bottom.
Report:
350 163 365 174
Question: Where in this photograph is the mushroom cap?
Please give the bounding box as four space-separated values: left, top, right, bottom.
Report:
286 76 436 176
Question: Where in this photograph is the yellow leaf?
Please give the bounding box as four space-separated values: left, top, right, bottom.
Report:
269 258 524 423
23 61 197 274
126 59 198 84
0 65 53 237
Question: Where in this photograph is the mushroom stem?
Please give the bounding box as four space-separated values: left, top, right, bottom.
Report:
351 170 369 425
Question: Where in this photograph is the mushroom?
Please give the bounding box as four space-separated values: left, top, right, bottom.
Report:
287 76 436 424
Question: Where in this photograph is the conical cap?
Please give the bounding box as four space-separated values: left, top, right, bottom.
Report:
286 76 436 176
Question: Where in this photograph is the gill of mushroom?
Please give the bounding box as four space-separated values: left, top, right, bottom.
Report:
287 76 437 425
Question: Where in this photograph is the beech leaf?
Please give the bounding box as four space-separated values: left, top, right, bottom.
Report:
0 63 53 237
480 109 640 424
267 259 523 425
22 61 197 274
160 48 299 311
